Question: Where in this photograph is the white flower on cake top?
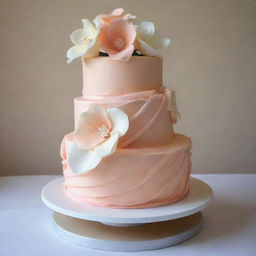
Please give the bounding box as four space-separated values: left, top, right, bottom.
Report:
136 21 171 57
68 105 129 174
67 19 99 63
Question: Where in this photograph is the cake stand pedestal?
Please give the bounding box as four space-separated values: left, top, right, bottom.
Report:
41 177 213 251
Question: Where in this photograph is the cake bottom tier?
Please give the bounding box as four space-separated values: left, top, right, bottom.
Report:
61 133 192 209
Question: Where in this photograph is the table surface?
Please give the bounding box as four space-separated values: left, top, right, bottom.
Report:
0 174 255 256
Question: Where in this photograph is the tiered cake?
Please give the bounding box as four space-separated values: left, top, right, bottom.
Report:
60 8 192 209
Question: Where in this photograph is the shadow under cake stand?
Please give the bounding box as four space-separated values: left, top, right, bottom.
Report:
41 177 213 251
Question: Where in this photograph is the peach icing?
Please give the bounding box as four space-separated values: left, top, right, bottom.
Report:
61 55 192 208
74 87 174 148
61 133 191 208
82 56 162 96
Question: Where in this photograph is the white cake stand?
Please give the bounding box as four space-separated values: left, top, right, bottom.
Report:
41 177 213 251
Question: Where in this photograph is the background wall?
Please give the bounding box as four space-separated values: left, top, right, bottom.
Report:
0 0 255 176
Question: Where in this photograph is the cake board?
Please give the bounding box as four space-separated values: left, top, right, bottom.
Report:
41 177 213 251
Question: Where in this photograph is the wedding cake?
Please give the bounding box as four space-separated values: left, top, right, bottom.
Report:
60 8 192 209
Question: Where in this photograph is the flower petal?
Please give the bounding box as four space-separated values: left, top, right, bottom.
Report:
94 131 119 158
68 142 102 174
109 44 134 61
60 137 66 160
82 19 97 39
93 15 102 30
151 35 171 49
70 29 89 45
74 105 112 150
67 45 89 63
138 21 155 38
99 25 118 53
123 13 136 21
108 19 136 46
137 39 160 57
107 108 129 136
84 38 99 58
112 8 124 15
99 19 136 55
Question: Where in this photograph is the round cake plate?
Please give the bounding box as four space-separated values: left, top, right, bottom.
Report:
52 211 203 251
41 177 213 251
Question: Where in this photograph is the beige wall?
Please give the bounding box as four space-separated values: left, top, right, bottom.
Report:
0 0 255 176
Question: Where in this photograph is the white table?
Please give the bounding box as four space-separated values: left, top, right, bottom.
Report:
0 174 255 256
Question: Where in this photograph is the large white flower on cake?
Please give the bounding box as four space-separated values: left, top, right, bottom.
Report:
68 105 129 174
136 21 171 57
67 19 99 63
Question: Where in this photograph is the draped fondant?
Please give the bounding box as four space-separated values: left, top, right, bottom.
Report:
61 133 191 208
75 88 174 148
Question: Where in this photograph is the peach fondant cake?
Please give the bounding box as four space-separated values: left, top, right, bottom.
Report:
60 8 192 208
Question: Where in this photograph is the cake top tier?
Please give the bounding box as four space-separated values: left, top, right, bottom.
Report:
66 8 171 63
82 56 162 97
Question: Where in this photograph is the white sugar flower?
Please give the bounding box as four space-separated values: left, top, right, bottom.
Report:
136 21 171 57
67 19 99 63
68 105 129 174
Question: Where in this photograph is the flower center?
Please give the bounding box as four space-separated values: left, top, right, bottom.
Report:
97 125 110 139
83 38 89 43
113 38 125 50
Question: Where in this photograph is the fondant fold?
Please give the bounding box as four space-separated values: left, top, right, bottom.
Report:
74 87 174 148
61 133 192 208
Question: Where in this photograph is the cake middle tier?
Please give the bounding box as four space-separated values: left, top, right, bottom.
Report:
74 87 174 149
